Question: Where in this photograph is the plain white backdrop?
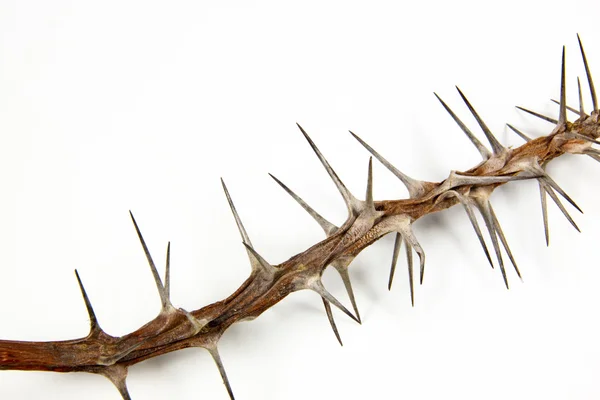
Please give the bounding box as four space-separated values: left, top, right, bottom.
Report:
1 1 600 399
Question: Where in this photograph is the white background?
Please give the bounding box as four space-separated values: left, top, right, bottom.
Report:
1 1 600 399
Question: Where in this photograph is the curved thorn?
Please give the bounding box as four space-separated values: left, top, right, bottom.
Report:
551 99 582 116
322 298 343 346
578 77 586 118
74 270 100 333
349 130 426 198
434 92 492 160
221 178 252 247
207 347 236 400
516 106 558 124
165 242 171 300
455 86 505 154
269 173 337 236
506 124 532 142
297 123 357 213
577 34 597 112
129 211 169 309
558 46 567 125
310 279 360 324
539 181 550 246
333 264 361 324
388 233 402 290
489 205 522 282
539 180 581 233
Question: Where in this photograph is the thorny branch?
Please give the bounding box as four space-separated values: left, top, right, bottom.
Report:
1 36 599 399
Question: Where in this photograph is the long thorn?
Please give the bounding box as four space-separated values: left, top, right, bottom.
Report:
406 239 415 307
165 242 171 300
207 347 236 400
539 181 549 246
506 124 532 142
577 34 597 111
558 46 567 125
551 99 582 116
242 242 274 275
366 157 374 207
221 179 252 247
350 130 426 198
333 263 361 324
434 92 492 159
74 270 100 333
516 106 558 124
322 298 343 346
578 77 585 118
297 123 357 213
311 280 360 324
541 174 583 213
539 180 581 233
477 201 508 288
456 86 504 154
129 211 169 309
388 233 402 290
269 173 337 236
489 205 522 281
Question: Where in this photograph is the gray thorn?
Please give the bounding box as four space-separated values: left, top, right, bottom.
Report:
365 157 374 207
322 298 343 346
506 124 532 142
539 179 581 233
310 279 360 324
550 99 583 116
242 242 275 275
333 262 361 324
434 92 492 160
541 174 583 213
207 346 236 400
577 34 597 112
455 86 505 154
269 173 337 236
297 123 357 214
74 269 100 334
221 178 252 247
349 130 427 198
165 242 171 301
388 233 402 290
578 77 586 118
558 46 567 125
476 201 508 289
405 238 415 307
539 181 550 246
516 106 558 124
489 205 522 282
129 211 170 310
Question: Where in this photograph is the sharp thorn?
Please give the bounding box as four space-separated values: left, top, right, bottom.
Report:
349 130 427 198
460 196 494 267
100 366 132 400
569 132 600 146
506 124 532 142
221 178 253 247
207 347 236 400
406 238 415 307
558 46 567 125
489 205 522 282
550 99 582 116
129 211 169 309
365 157 374 208
297 123 357 214
577 34 598 112
539 181 550 246
541 174 583 214
242 242 274 274
165 242 171 300
333 264 362 324
74 270 100 333
269 173 337 236
455 86 505 154
434 92 492 160
516 106 558 124
578 76 586 118
477 201 508 288
539 180 581 233
311 279 360 324
388 233 402 290
322 298 343 346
